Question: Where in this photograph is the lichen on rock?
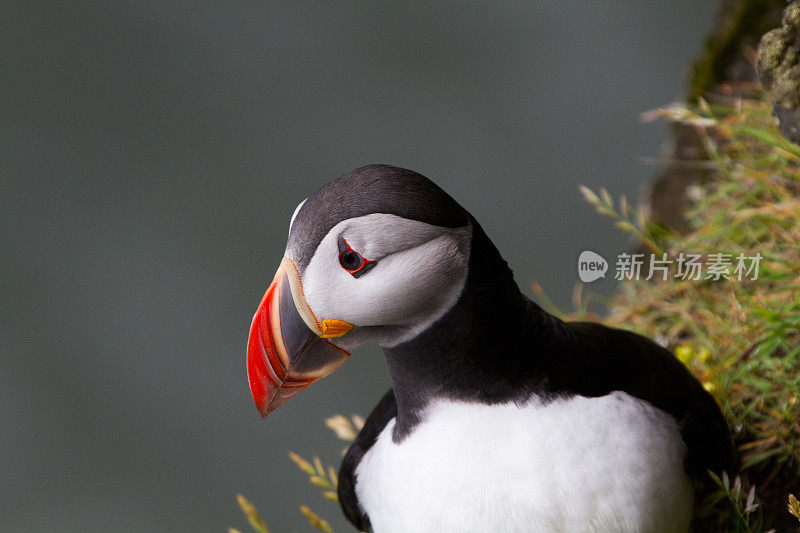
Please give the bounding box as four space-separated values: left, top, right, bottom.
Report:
757 1 800 144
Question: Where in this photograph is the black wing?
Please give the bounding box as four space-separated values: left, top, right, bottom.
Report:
338 388 397 532
560 321 736 479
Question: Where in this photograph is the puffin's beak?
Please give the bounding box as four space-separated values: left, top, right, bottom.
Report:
247 258 352 417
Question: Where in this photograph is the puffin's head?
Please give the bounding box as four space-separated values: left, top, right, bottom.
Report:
247 165 474 416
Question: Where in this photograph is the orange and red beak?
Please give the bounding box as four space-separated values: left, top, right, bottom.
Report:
246 259 352 417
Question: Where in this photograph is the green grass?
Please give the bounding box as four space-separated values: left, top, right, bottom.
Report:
580 95 799 530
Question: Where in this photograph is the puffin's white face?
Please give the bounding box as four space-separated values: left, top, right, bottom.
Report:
289 213 472 349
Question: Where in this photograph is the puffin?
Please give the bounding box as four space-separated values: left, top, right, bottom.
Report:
246 164 734 532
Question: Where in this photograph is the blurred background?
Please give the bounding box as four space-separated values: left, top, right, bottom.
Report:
2 2 714 531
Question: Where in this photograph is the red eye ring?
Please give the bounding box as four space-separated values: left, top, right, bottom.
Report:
337 237 376 278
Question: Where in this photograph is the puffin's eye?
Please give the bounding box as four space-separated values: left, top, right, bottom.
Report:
337 237 376 278
339 250 363 271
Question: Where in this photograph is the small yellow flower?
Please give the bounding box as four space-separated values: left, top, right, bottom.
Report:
675 345 693 364
697 348 711 363
703 381 716 393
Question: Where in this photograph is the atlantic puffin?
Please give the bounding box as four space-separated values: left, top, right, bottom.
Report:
246 164 734 532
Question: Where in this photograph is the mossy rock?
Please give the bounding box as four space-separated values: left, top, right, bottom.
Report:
757 1 800 144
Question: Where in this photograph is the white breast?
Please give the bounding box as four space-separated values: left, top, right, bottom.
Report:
355 392 693 533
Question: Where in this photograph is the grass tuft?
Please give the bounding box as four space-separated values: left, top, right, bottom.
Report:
704 471 764 531
580 94 800 530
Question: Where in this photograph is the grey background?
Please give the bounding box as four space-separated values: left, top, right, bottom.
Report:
2 2 713 531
